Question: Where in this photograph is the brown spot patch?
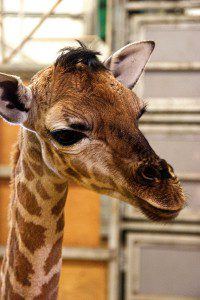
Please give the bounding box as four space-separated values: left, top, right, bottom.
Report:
11 142 20 166
11 142 21 175
16 209 46 253
59 153 67 164
17 182 41 216
66 167 81 180
27 131 39 145
22 160 34 181
51 197 66 216
121 187 135 200
90 184 113 193
29 147 42 161
44 237 63 275
71 160 90 178
33 272 60 300
30 161 43 176
54 182 67 193
56 214 64 233
9 228 34 286
45 143 54 157
36 181 50 200
43 164 58 178
5 272 25 300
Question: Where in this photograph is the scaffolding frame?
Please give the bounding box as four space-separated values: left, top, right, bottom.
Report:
0 0 100 64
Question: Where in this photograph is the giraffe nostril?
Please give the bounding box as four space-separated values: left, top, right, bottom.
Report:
137 160 175 185
160 160 174 179
141 165 161 182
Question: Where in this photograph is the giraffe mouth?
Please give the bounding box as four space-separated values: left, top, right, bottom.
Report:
137 197 182 222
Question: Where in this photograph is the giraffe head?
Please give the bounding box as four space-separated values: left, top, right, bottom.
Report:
0 42 185 221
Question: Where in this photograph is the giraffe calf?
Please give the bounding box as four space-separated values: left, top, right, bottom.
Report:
0 41 185 299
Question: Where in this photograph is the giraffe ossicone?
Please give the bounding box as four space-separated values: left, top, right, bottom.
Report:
0 41 185 299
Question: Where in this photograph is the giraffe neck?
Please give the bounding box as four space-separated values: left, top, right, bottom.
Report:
1 129 68 299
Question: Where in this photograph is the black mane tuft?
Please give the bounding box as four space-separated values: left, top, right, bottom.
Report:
55 41 106 71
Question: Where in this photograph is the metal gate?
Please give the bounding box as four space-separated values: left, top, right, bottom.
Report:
106 1 200 299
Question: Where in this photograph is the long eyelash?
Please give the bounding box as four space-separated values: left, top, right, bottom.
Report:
138 102 148 119
70 123 89 131
143 101 148 113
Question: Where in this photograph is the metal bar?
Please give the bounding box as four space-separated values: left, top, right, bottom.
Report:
4 0 63 63
141 114 200 124
132 14 200 24
146 98 200 112
32 35 99 42
140 124 200 133
108 199 120 300
146 62 200 71
178 173 200 181
18 0 25 62
126 0 200 11
1 12 84 19
141 121 200 125
0 245 114 261
107 0 126 51
83 0 97 36
0 166 11 178
101 196 112 238
0 246 5 258
62 247 114 261
106 0 113 52
130 295 198 300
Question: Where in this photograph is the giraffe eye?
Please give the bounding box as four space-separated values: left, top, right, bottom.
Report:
50 129 87 146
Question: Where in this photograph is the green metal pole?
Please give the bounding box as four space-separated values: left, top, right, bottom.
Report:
98 0 107 40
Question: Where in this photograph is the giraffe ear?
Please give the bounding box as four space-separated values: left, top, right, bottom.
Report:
0 73 32 124
104 41 155 89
